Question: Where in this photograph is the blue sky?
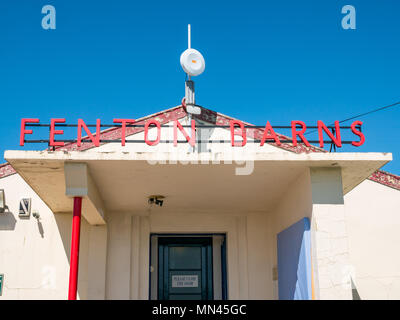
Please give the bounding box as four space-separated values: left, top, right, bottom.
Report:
0 0 399 173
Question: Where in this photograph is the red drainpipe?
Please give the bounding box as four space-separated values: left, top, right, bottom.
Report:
68 196 82 300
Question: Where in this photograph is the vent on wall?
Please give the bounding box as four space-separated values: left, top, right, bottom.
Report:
19 198 31 217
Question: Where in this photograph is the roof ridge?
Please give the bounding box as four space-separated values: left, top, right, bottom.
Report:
375 169 400 179
368 170 400 191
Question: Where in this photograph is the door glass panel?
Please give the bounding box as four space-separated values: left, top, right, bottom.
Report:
169 246 201 269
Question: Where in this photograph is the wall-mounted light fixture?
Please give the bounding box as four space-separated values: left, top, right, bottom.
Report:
33 210 40 219
0 189 5 213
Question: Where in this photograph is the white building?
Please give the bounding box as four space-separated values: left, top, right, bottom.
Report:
0 105 399 300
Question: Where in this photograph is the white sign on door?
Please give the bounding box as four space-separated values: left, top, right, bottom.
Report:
172 275 198 288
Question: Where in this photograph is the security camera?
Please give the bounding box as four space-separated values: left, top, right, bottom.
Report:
148 195 165 207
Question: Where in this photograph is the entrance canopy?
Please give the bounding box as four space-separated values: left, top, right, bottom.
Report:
4 150 391 224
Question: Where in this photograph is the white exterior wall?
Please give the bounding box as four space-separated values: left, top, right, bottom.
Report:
309 167 352 300
344 179 400 299
0 173 108 300
0 174 73 299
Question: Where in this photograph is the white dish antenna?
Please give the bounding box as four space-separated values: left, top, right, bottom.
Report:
181 24 202 116
180 25 205 77
180 49 205 76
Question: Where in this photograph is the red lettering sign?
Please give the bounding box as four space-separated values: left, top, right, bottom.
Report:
50 118 66 147
20 118 40 146
317 120 341 148
144 120 161 146
18 118 366 149
351 120 365 147
260 121 281 146
113 119 136 146
174 119 196 147
78 119 101 147
230 120 247 147
291 121 310 147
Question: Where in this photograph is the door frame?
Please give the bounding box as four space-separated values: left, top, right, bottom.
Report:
149 233 227 300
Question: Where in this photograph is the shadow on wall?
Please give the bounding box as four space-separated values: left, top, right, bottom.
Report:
54 213 75 298
54 213 72 263
37 219 45 238
0 210 17 230
20 214 45 238
351 278 361 300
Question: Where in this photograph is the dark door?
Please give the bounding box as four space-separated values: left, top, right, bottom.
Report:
158 237 213 300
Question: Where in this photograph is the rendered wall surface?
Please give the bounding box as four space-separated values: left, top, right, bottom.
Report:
0 173 107 300
0 174 73 299
344 179 400 299
104 211 273 300
309 167 352 300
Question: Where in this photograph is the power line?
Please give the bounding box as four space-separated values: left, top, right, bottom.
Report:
305 100 400 135
337 100 400 124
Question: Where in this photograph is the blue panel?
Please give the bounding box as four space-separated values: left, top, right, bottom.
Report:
277 217 311 300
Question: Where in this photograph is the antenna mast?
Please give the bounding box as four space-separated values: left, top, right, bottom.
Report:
180 24 204 115
186 24 196 152
188 24 191 49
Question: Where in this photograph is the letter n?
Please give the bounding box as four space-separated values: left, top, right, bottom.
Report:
77 119 101 147
317 121 342 148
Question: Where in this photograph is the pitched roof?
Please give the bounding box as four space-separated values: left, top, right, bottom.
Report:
0 161 16 178
1 104 399 191
368 170 400 191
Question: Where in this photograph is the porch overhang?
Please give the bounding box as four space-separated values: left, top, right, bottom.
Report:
4 150 392 222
